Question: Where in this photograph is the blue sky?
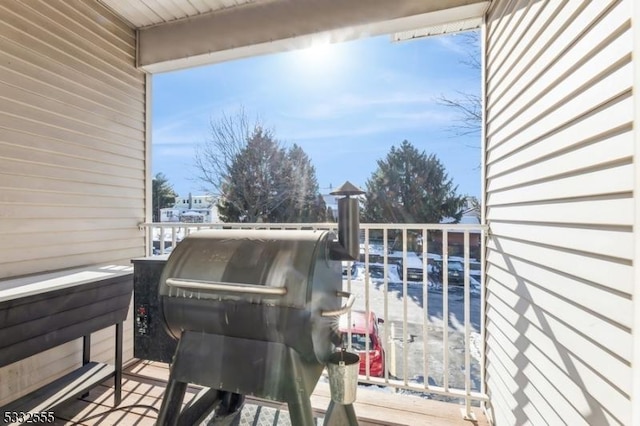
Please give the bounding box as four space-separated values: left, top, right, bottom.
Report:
152 33 481 198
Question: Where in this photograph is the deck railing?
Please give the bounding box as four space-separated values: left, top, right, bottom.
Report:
141 221 489 419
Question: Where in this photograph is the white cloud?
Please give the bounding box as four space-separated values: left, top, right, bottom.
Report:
153 99 253 145
154 119 189 138
153 125 204 146
154 146 195 158
280 123 389 141
279 110 450 143
375 109 454 123
275 90 457 142
287 90 437 121
433 32 477 56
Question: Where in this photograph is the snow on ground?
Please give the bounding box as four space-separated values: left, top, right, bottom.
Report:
346 262 481 296
342 262 483 395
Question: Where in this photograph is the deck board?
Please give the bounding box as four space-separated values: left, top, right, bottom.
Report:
52 360 488 425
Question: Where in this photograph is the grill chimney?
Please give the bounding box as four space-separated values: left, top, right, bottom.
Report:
330 181 365 261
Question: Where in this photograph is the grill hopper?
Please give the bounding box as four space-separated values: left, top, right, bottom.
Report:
156 229 355 425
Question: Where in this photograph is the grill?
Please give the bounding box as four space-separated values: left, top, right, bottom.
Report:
156 182 363 426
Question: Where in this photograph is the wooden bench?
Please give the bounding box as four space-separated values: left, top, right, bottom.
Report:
0 266 133 425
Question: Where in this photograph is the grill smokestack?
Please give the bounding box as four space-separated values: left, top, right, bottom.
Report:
330 181 365 261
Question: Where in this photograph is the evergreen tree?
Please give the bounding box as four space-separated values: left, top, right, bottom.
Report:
216 128 325 223
362 140 466 224
152 173 178 222
278 144 326 222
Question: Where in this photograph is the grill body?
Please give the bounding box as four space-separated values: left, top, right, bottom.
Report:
156 229 348 425
159 229 342 363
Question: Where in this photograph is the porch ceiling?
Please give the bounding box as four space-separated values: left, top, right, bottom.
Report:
97 0 490 73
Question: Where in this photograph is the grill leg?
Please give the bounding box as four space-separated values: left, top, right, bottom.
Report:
287 396 315 426
208 392 244 425
114 322 123 406
157 375 188 426
324 401 359 426
178 388 222 426
81 335 91 399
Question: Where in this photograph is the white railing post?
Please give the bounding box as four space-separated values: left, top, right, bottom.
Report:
442 229 449 392
480 225 487 403
402 228 408 386
462 231 475 420
147 224 154 256
364 228 371 379
390 321 396 380
422 227 429 391
383 228 391 383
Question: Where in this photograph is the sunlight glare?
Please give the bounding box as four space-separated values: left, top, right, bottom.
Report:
300 42 332 63
294 39 342 76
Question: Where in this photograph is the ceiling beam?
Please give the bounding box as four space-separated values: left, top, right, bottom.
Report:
138 0 489 73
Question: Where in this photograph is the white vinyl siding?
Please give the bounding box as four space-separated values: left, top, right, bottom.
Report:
0 0 145 277
484 0 633 425
0 0 144 405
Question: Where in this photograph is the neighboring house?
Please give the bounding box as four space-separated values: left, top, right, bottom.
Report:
160 194 220 223
434 199 483 258
1 2 639 426
432 223 482 260
159 208 180 223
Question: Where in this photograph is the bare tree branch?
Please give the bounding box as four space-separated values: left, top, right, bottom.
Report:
192 106 262 196
458 31 480 70
436 30 482 141
436 91 482 137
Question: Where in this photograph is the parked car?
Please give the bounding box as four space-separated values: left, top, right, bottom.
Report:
469 260 481 279
432 260 465 285
447 261 464 284
368 262 386 279
338 310 385 378
396 253 424 281
152 244 174 255
342 261 357 277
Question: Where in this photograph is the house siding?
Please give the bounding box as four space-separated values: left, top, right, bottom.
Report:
484 0 634 425
632 1 640 425
0 0 144 404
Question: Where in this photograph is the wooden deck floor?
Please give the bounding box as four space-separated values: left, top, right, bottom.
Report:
52 360 489 425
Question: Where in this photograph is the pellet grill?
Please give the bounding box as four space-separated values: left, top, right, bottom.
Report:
151 182 364 426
